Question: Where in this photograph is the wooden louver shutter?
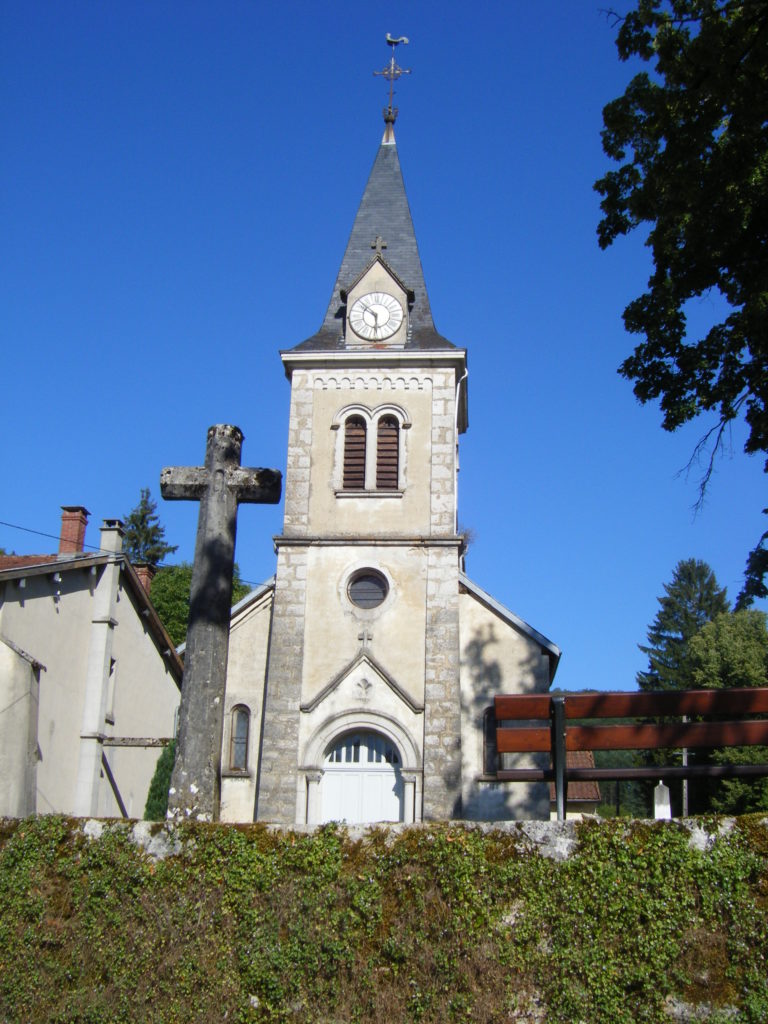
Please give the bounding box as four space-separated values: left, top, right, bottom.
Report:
376 416 399 490
343 416 366 490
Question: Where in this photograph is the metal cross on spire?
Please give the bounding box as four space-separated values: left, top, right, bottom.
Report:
373 33 411 126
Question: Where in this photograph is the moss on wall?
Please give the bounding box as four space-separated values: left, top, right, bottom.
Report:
0 816 766 1023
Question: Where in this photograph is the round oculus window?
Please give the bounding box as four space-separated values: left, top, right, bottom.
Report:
347 570 389 609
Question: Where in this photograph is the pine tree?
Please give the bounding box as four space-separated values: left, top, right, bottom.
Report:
638 559 730 692
122 488 178 566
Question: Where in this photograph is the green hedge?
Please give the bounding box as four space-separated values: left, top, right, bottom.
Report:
1 816 766 1023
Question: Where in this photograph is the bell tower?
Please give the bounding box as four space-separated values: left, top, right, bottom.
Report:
255 40 469 825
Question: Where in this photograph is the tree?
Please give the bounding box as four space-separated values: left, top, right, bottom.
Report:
689 607 768 688
144 740 176 820
595 1 768 603
688 609 768 813
150 561 251 648
123 488 178 566
638 558 730 691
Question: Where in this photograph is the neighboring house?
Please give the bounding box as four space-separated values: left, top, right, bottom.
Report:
0 507 181 819
549 751 602 820
217 108 561 826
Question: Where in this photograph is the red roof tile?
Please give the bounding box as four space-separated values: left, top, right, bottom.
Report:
0 554 58 570
549 749 602 803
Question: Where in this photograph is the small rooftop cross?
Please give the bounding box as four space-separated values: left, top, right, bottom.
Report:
358 627 373 650
160 424 281 821
373 33 411 124
371 235 387 255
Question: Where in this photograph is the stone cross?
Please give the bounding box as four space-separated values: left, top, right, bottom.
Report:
160 424 281 821
358 628 373 649
371 235 387 255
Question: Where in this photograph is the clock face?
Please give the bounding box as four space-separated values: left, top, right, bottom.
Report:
349 292 404 341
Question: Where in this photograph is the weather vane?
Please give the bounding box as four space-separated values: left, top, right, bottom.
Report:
374 34 411 124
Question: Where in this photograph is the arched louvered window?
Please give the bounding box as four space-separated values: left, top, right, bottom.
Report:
376 415 399 490
343 416 366 490
229 705 250 771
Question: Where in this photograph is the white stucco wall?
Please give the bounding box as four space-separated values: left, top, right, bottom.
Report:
219 587 273 822
459 585 553 820
0 562 180 819
0 639 40 817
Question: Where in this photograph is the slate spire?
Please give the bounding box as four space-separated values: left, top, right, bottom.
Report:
291 120 454 351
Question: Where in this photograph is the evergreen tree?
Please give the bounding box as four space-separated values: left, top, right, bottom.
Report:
638 559 730 692
144 740 176 820
123 488 178 565
150 561 251 648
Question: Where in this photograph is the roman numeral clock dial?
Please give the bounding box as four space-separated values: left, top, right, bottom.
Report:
349 292 404 341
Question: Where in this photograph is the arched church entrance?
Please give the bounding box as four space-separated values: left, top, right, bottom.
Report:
321 730 404 824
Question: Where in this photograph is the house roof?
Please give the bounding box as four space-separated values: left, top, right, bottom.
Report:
549 750 602 804
0 554 59 570
459 572 561 683
0 552 183 687
291 126 456 353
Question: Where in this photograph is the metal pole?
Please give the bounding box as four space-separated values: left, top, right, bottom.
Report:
551 696 567 821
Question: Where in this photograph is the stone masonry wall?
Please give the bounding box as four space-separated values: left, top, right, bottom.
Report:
254 543 308 823
422 544 463 819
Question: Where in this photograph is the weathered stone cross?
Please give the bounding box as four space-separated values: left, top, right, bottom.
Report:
160 424 281 821
371 235 387 255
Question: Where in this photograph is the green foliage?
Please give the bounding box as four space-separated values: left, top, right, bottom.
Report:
638 559 729 691
150 562 251 647
143 741 176 820
1 817 767 1023
688 610 768 813
595 1 768 603
123 488 178 566
689 608 768 689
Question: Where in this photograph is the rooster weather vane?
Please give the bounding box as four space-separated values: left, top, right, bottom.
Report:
374 34 411 124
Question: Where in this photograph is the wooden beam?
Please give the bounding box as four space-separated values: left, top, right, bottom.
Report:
494 688 768 721
567 720 768 751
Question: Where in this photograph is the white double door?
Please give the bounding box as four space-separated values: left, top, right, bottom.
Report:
321 731 404 824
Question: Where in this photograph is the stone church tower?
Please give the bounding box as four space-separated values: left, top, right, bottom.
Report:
219 111 560 826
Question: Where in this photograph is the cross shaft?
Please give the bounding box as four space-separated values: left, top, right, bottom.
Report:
160 424 281 821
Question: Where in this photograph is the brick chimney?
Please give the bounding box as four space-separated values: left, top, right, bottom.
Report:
133 562 157 594
59 506 90 554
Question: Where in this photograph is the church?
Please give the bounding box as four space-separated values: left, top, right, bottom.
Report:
216 93 561 826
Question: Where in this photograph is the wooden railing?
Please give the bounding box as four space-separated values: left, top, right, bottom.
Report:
493 689 768 820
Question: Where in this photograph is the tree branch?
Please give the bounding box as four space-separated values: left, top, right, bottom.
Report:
680 392 748 513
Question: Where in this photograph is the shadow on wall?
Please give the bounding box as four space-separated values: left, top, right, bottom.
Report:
461 622 549 821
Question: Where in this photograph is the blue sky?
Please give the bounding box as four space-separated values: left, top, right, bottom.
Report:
2 1 764 691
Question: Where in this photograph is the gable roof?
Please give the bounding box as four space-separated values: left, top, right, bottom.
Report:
0 552 183 687
459 572 561 684
291 130 455 352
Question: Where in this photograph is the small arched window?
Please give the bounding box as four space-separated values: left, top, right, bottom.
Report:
343 416 366 490
229 705 250 771
376 416 399 490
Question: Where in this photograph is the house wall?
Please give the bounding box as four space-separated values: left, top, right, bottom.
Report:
106 578 179 818
458 588 551 820
0 563 179 819
0 640 40 816
0 570 92 813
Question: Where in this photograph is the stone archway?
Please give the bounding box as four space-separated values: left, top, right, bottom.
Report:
302 711 422 825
